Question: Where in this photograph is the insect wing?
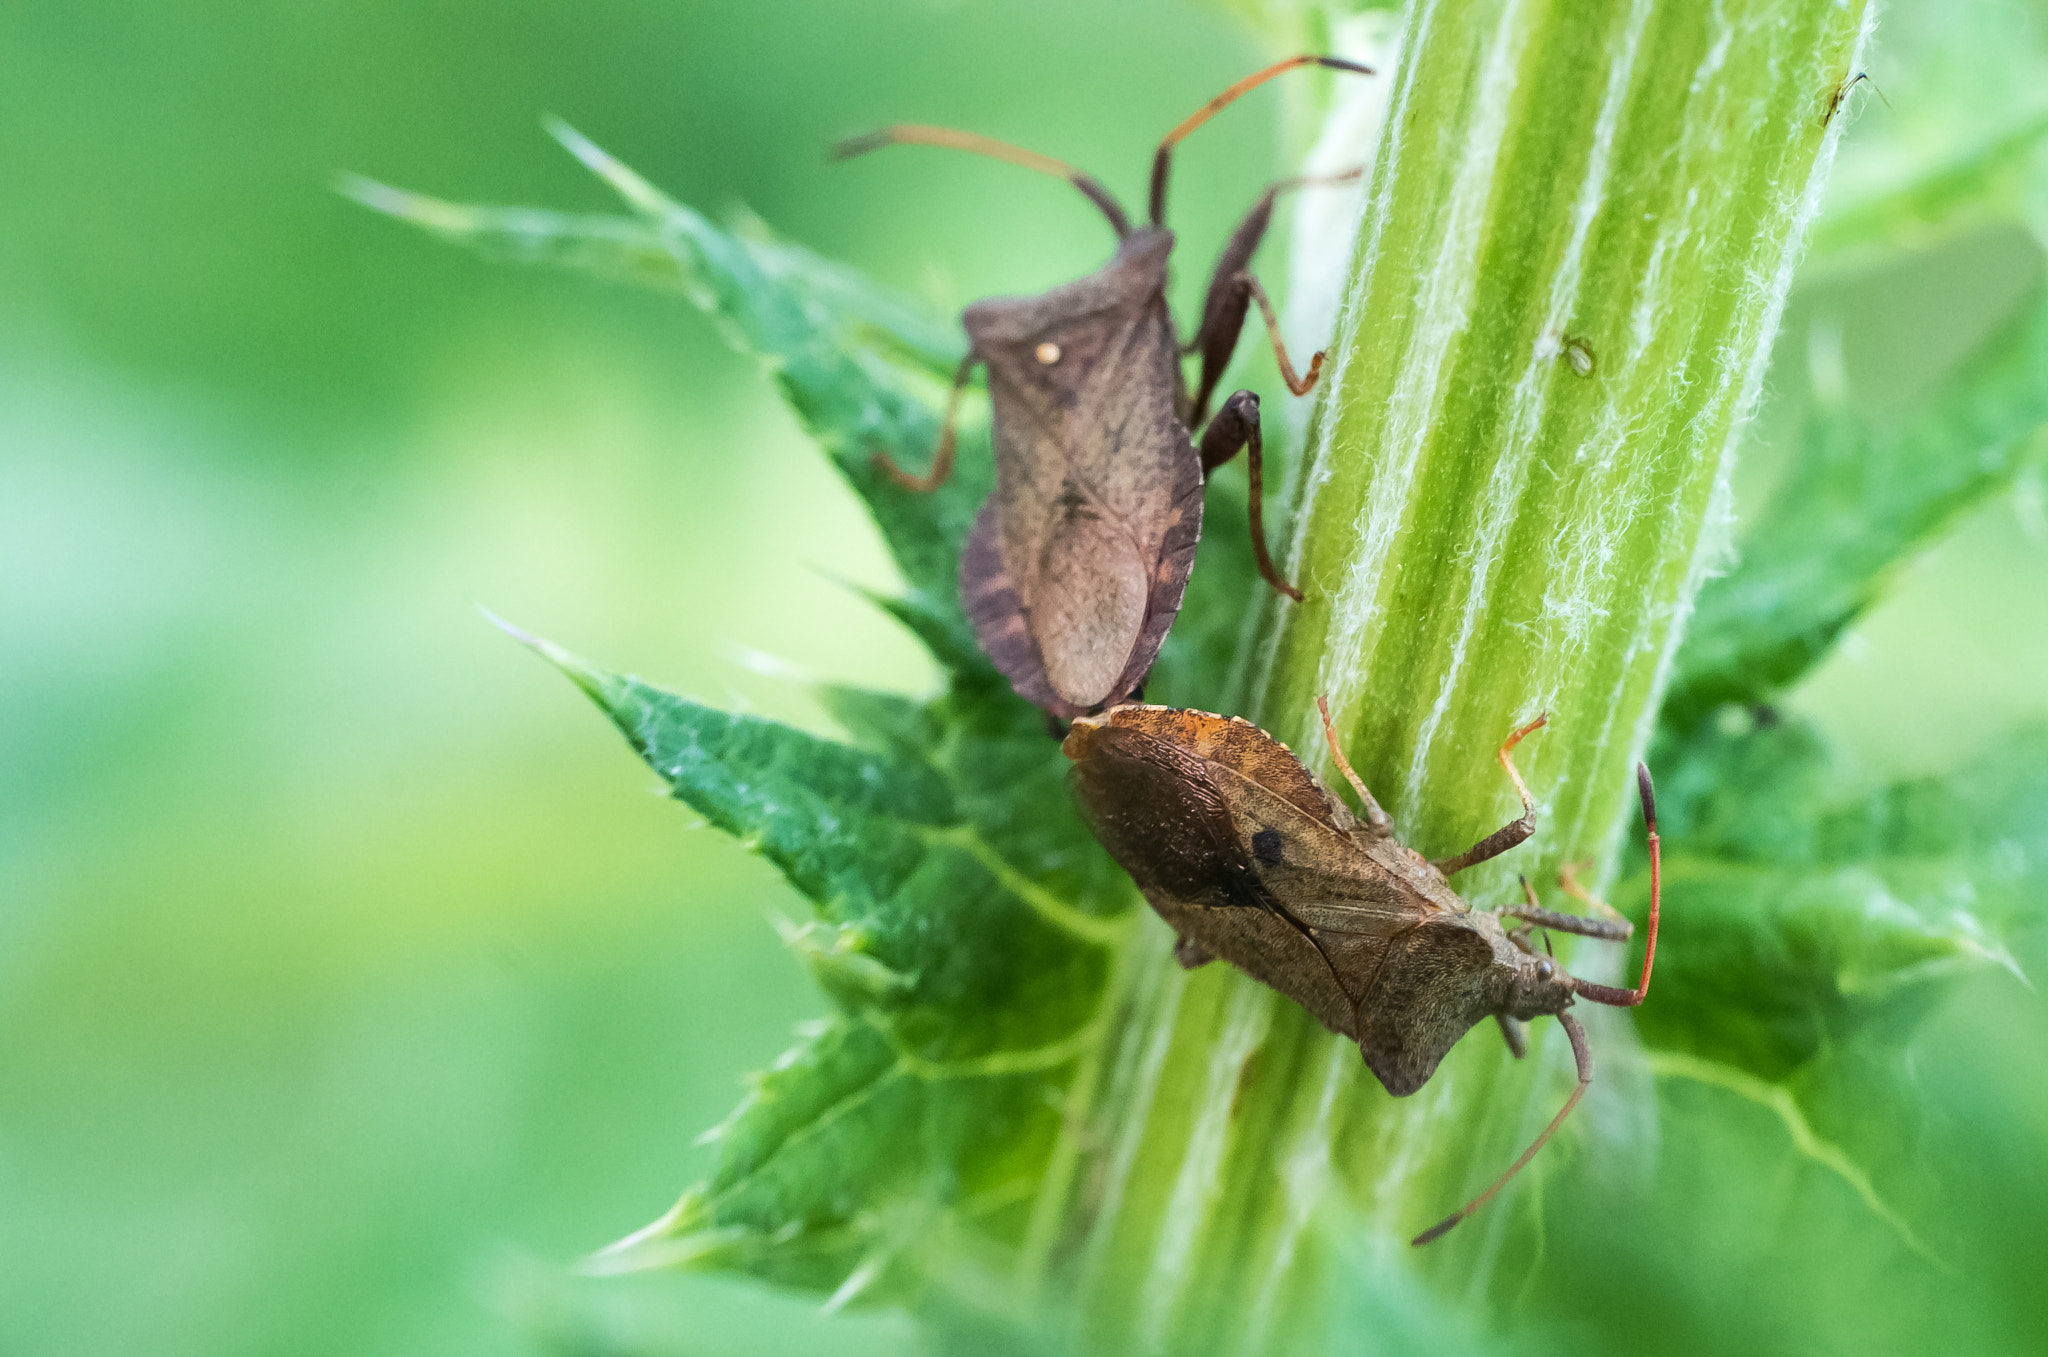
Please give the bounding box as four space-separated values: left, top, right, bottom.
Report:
1064 717 1255 912
1065 720 1358 1034
961 502 1064 712
1203 760 1425 937
1067 707 1426 1038
967 233 1199 710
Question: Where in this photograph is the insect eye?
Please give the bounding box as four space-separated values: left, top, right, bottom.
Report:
1035 341 1062 365
1536 958 1554 981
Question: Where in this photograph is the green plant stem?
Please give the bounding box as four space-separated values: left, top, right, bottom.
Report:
1041 1 1871 1351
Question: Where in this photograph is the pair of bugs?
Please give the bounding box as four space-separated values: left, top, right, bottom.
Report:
843 57 1662 1245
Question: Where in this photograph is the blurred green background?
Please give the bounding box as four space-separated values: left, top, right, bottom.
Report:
3 2 2045 1355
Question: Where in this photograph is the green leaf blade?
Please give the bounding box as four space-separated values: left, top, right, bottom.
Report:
1668 285 2048 723
351 133 990 661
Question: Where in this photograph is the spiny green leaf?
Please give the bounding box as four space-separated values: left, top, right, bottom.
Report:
817 683 942 768
348 125 988 662
507 625 1128 1297
1665 283 2048 725
1635 712 2038 1079
1631 853 2013 1078
602 1013 1076 1303
554 651 1119 1053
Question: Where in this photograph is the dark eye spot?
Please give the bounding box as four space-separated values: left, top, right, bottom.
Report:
1252 828 1284 865
1536 958 1555 981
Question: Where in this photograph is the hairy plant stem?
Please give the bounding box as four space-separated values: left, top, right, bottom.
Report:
1043 1 1871 1351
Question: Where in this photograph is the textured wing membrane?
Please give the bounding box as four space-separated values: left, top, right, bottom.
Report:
1065 707 1434 1037
966 232 1199 712
1033 494 1151 705
960 502 1064 711
1086 706 1353 832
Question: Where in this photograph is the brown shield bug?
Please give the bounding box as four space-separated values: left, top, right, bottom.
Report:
1062 698 1661 1245
836 56 1373 717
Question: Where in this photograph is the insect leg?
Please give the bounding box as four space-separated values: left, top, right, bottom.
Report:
1431 715 1548 876
1504 866 1630 941
1574 764 1662 1008
1495 1014 1528 1059
1500 858 1636 939
872 355 977 492
1556 859 1631 925
1184 169 1360 427
1197 391 1302 601
1412 1011 1593 1246
1503 902 1632 942
1316 693 1394 836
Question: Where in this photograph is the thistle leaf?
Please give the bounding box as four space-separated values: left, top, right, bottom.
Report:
507 627 1127 1297
346 125 987 660
1665 284 2048 724
1636 713 2042 1078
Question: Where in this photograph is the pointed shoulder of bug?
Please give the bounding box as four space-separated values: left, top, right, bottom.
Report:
1068 705 1337 822
962 228 1174 348
966 230 1182 468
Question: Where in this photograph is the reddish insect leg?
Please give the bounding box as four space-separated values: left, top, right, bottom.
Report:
1185 168 1361 426
872 354 977 493
1316 693 1393 836
1556 858 1633 928
1197 391 1302 602
1494 1013 1529 1060
1432 714 1548 877
1503 858 1632 942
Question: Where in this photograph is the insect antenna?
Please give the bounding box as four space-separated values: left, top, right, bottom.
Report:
1572 763 1661 1008
1149 55 1374 227
1411 1011 1594 1246
832 125 1131 237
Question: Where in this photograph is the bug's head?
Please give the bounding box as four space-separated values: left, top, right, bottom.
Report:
1502 948 1579 1019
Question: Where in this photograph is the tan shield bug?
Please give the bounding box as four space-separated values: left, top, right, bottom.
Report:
836 56 1373 717
1062 699 1661 1244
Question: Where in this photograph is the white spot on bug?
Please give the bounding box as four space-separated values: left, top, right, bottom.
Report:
1035 342 1061 365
